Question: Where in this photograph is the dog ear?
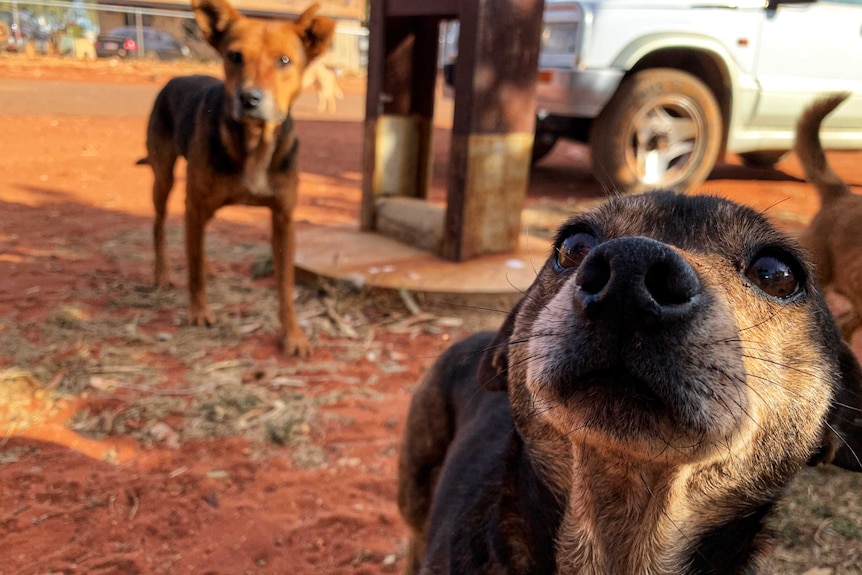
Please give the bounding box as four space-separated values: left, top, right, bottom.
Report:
192 0 241 49
810 341 862 471
295 4 336 62
476 298 525 392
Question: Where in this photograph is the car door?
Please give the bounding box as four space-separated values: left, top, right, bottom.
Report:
156 31 174 55
750 0 862 131
141 29 158 56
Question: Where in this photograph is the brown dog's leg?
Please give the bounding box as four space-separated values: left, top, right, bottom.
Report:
185 200 216 327
204 259 218 279
271 207 311 357
151 152 177 289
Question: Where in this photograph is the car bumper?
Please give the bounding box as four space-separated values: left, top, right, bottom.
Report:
535 68 625 119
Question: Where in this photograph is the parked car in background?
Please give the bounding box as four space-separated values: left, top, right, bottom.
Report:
95 26 190 60
0 10 26 52
444 0 862 193
0 9 52 53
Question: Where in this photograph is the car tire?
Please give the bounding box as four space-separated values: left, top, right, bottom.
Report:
532 129 558 165
739 151 788 169
589 68 722 194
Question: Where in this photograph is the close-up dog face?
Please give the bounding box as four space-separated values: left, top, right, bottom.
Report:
193 0 334 122
407 191 862 574
499 192 844 476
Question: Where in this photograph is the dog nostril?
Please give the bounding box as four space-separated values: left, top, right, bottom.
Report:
644 261 698 306
574 238 701 324
240 90 263 109
577 255 611 296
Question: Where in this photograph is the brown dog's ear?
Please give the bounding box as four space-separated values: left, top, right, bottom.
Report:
477 298 525 392
810 341 862 471
192 0 241 49
295 4 336 62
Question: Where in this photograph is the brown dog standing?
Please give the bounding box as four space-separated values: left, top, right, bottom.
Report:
399 191 862 574
137 0 334 356
796 93 862 339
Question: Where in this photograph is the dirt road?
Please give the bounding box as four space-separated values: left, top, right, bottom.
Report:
1 56 861 574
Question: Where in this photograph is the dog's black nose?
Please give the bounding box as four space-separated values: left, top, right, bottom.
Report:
238 89 263 110
575 237 700 325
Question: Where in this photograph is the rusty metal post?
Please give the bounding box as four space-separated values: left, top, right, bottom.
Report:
360 3 441 232
442 0 545 261
361 0 544 261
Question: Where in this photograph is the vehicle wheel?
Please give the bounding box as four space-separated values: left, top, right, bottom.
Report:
589 68 722 194
532 129 558 164
146 51 161 62
739 151 788 169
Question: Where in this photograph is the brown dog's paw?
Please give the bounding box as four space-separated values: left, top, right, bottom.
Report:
188 306 216 327
204 260 218 279
154 267 175 289
282 332 312 358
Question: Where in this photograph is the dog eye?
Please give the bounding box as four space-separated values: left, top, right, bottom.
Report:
556 232 596 270
276 55 291 68
226 50 243 65
745 254 800 299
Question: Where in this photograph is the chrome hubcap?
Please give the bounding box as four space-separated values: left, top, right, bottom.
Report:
627 97 704 187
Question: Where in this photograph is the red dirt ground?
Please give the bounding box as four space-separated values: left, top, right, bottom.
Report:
1 55 861 574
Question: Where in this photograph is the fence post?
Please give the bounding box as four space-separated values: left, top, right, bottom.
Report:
135 8 144 58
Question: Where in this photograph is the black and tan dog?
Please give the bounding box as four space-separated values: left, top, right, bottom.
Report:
137 0 334 356
399 191 862 574
796 93 862 340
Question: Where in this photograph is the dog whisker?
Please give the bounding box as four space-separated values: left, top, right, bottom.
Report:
505 275 532 296
740 352 823 380
757 196 792 216
560 421 586 440
436 301 512 315
824 421 862 470
832 400 862 413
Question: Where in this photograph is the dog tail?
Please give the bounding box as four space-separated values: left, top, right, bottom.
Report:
135 157 149 166
795 93 852 204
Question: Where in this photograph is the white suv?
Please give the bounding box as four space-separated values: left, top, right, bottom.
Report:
532 0 862 192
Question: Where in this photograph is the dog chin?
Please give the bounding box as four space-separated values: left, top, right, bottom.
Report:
520 278 748 458
231 105 286 124
525 362 744 460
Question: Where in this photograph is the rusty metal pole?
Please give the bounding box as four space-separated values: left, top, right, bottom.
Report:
360 2 441 232
442 0 545 261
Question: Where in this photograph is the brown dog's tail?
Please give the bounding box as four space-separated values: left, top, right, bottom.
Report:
795 93 852 204
135 157 149 166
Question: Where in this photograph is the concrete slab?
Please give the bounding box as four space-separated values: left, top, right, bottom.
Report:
295 225 551 294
